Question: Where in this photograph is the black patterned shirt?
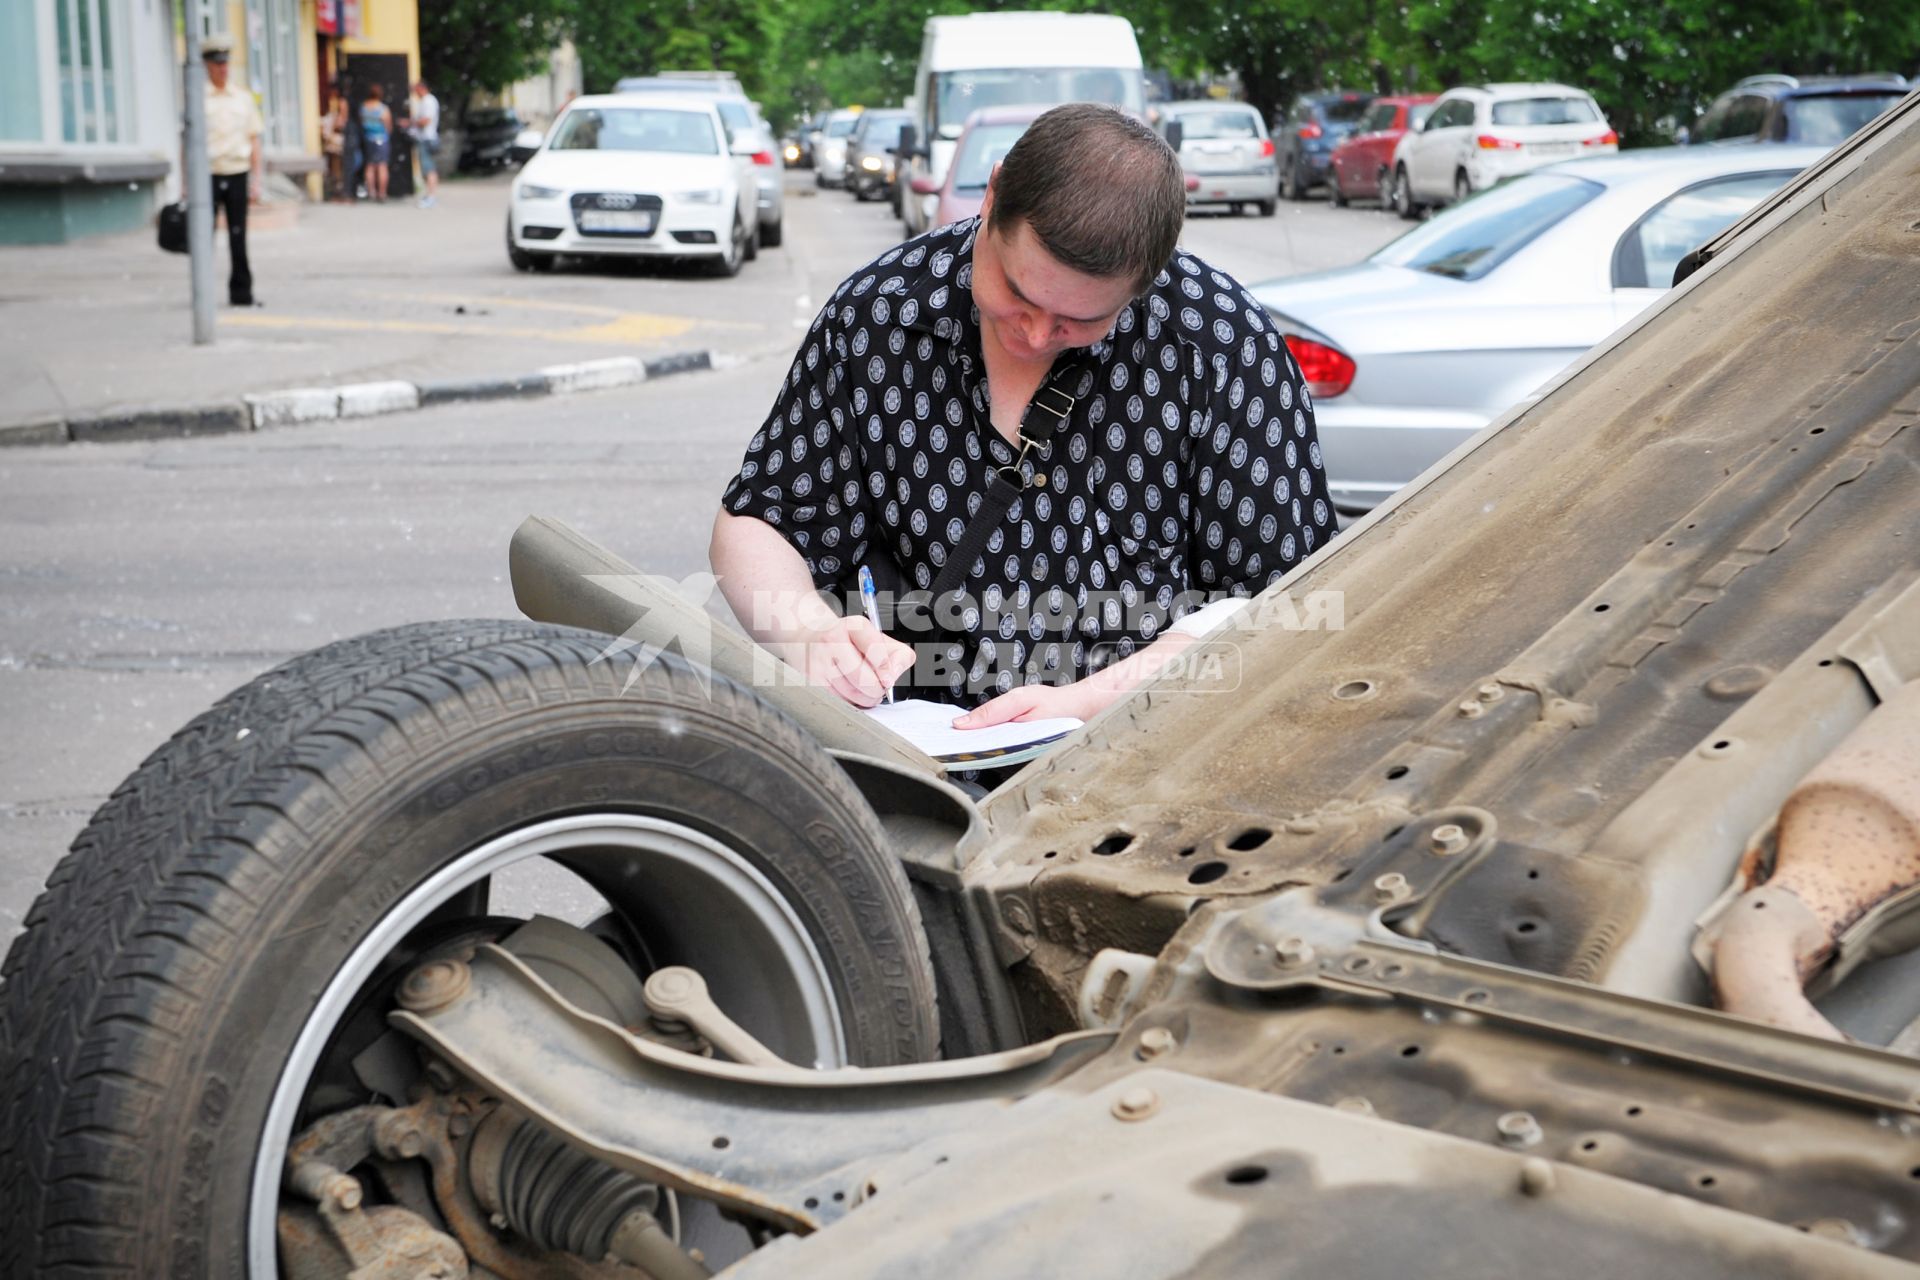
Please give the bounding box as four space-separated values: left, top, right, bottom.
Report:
721 217 1334 706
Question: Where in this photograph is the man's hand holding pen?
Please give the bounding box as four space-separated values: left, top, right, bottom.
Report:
770 614 916 708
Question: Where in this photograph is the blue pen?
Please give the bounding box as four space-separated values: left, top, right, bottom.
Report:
858 565 894 703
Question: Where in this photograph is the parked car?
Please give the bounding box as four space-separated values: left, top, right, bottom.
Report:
1250 143 1826 512
1390 83 1617 218
506 94 760 277
457 107 527 172
813 107 864 188
1328 93 1438 206
846 108 911 202
1157 100 1278 216
909 104 1046 229
1275 90 1374 199
1680 73 1910 147
614 76 784 248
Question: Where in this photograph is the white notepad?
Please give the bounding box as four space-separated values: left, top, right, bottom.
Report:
863 699 1083 771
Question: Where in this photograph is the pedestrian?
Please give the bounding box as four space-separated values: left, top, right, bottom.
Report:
359 82 393 203
320 93 348 201
408 80 441 208
710 103 1334 720
198 35 263 307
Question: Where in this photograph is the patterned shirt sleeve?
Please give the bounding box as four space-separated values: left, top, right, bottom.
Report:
719 302 874 592
1185 282 1335 596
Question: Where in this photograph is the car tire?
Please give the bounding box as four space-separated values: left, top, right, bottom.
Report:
1330 174 1349 208
1375 166 1391 207
505 215 551 272
814 172 828 189
744 218 760 263
1257 198 1277 217
707 215 746 277
1454 170 1473 204
1393 165 1420 220
761 216 784 249
0 620 941 1278
1281 159 1303 201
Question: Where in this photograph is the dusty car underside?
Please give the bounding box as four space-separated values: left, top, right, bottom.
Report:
2 95 1917 1280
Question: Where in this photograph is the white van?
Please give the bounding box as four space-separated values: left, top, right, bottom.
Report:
901 12 1146 236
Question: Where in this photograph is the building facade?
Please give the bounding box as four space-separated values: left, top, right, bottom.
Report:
0 0 420 244
0 0 180 244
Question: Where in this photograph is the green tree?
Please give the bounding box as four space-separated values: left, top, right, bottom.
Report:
567 0 783 105
418 0 572 121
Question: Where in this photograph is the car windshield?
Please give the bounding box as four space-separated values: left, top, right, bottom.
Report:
1787 92 1904 145
932 67 1144 138
861 117 908 148
951 121 1032 189
1372 172 1603 280
548 108 719 155
1177 110 1262 140
715 101 754 134
1322 97 1371 123
1615 171 1794 288
827 115 859 138
1491 96 1601 126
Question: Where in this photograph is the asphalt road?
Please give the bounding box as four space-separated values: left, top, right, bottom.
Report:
0 173 1401 945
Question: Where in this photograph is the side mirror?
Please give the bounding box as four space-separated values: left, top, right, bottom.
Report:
897 123 917 156
1163 120 1184 151
910 174 939 196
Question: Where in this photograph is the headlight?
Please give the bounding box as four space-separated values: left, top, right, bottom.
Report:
675 188 723 205
861 155 883 171
783 143 801 162
517 183 562 201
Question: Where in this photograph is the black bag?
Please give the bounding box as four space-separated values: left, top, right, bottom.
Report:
157 202 188 254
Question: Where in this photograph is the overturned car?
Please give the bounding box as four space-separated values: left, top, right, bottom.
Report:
2 93 1918 1280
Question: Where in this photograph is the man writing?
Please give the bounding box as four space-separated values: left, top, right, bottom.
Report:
711 104 1334 728
198 35 263 307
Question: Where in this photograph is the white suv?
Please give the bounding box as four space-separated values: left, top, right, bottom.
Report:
1391 83 1617 217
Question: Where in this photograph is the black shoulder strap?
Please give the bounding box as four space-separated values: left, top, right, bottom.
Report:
927 361 1084 602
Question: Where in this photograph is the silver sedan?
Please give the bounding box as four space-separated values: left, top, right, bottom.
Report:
1250 144 1827 513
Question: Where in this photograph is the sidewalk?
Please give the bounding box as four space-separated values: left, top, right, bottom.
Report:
0 172 800 437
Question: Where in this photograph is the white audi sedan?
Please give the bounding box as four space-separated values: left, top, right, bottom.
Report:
507 94 759 276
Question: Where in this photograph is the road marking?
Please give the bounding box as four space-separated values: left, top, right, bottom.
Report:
355 288 762 329
222 312 705 345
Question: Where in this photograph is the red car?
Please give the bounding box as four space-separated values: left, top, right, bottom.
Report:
1329 94 1438 206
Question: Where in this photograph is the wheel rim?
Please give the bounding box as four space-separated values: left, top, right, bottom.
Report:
246 812 847 1275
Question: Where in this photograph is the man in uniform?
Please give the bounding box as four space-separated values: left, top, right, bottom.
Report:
711 103 1334 728
200 35 263 306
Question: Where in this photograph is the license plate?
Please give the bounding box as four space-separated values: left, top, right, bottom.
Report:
1530 143 1574 157
578 209 655 233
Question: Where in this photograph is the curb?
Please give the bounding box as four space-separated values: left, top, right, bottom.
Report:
1 350 725 449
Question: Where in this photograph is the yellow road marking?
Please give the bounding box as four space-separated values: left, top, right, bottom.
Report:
350 288 762 330
221 312 701 344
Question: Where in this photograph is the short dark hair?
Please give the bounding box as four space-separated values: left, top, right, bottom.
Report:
987 103 1185 294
